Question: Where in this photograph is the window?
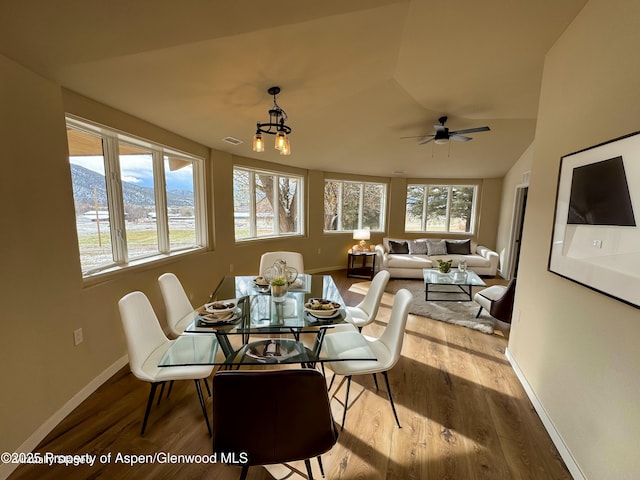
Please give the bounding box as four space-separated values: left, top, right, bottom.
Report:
233 166 303 241
405 184 477 233
324 180 386 232
67 117 206 277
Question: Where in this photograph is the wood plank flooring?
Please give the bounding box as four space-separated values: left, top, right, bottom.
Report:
7 270 571 480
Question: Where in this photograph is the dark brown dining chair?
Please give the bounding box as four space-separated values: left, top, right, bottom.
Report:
212 369 339 480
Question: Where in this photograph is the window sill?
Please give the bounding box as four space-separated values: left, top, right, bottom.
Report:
403 231 475 236
81 247 207 287
235 234 305 244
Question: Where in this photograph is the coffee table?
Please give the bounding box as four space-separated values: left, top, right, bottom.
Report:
423 268 486 302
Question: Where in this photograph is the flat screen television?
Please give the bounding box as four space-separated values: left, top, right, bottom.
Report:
567 156 636 226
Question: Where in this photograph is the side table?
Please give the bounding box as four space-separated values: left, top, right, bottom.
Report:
347 251 377 280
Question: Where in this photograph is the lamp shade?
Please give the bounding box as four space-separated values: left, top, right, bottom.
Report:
353 229 370 241
253 133 264 152
280 137 291 155
275 131 287 151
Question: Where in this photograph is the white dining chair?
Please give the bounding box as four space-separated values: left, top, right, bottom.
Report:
344 270 390 332
259 251 304 276
158 272 194 338
118 291 214 436
323 288 413 429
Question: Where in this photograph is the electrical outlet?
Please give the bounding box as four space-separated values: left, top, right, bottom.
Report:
229 263 234 272
317 248 321 255
73 328 83 346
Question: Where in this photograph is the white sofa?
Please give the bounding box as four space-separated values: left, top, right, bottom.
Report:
375 237 499 278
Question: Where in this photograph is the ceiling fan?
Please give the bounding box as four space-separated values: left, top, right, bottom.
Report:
402 116 490 145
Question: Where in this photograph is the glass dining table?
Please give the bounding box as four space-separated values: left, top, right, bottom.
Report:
158 274 377 368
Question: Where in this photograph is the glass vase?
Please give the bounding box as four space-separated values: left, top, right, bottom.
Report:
270 282 288 302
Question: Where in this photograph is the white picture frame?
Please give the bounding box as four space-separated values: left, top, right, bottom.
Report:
548 131 640 308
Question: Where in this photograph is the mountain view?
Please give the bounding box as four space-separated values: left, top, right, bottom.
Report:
70 164 194 212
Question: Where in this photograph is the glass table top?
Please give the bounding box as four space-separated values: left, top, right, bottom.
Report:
158 335 376 367
158 274 376 367
158 335 223 367
422 268 486 286
178 274 349 335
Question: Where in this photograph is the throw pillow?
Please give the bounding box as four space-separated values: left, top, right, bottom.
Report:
446 239 472 255
426 239 447 255
408 239 428 255
388 240 409 254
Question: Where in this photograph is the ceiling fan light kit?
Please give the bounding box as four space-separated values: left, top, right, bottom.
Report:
434 129 449 144
253 86 292 155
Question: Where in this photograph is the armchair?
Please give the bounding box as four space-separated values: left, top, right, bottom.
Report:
473 278 517 324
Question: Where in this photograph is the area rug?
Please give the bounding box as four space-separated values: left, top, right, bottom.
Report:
385 279 496 334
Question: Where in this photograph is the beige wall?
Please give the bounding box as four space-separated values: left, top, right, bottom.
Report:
495 143 533 277
476 177 502 250
0 52 503 471
509 0 640 478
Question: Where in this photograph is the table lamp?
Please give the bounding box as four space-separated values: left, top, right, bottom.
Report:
353 229 371 251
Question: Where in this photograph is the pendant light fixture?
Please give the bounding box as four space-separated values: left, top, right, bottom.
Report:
253 86 292 155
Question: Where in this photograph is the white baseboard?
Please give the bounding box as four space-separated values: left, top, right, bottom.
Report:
0 355 129 480
505 348 584 480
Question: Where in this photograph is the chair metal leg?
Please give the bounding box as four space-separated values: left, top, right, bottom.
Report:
203 377 211 397
382 371 401 428
194 379 212 437
317 455 325 478
157 381 166 406
372 373 379 391
328 373 336 391
166 380 175 399
141 382 160 435
341 376 352 430
304 458 315 480
476 306 483 318
239 465 249 480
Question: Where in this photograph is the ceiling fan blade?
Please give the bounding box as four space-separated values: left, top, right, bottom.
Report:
450 135 472 142
449 126 490 135
418 136 435 145
400 134 429 139
433 124 447 132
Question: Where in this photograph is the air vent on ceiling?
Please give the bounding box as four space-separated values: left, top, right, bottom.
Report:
223 136 243 146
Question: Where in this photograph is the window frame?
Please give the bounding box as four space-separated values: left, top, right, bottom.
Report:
405 183 478 234
66 115 207 278
233 165 305 242
323 179 387 233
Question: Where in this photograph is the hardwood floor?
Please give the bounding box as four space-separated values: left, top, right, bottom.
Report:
8 270 571 480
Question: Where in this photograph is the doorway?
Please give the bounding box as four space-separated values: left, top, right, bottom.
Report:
507 185 528 279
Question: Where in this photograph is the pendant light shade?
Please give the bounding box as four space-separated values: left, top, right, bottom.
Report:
280 137 291 155
253 132 264 152
275 131 287 151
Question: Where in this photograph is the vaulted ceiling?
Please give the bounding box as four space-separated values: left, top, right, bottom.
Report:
0 0 586 178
